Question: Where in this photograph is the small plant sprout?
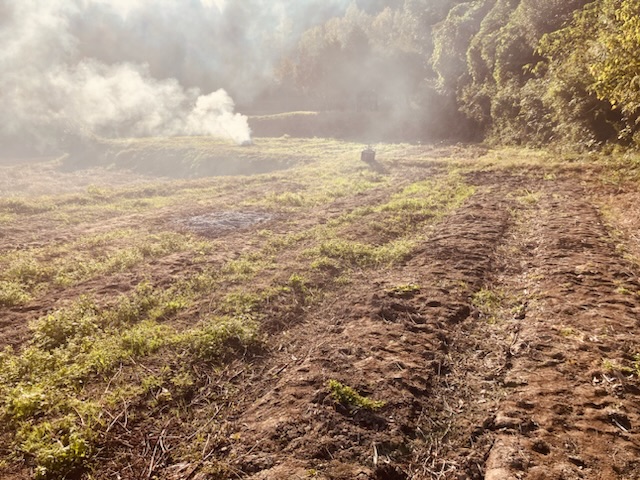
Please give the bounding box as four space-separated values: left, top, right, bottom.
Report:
386 283 421 297
602 358 638 376
327 379 386 411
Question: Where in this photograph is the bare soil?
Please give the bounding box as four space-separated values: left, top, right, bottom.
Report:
1 144 639 479
214 171 640 479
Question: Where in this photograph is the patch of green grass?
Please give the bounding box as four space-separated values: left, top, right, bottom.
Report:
382 171 473 214
29 282 190 354
301 172 473 274
19 415 95 480
472 288 504 323
0 280 32 307
327 379 386 411
185 268 219 294
369 171 474 236
602 358 633 375
260 228 312 254
102 281 186 326
0 231 210 305
223 290 262 315
178 315 260 363
472 289 502 310
462 147 573 172
266 191 308 208
599 152 640 186
221 273 313 320
287 273 308 292
616 285 633 295
30 297 100 350
222 253 270 281
386 283 421 297
0 198 56 215
0 212 16 224
559 326 576 337
308 238 415 269
241 141 387 210
326 206 376 229
0 276 260 477
602 356 640 377
4 256 51 286
309 256 341 271
515 189 543 205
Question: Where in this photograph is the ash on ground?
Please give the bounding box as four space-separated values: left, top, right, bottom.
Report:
181 211 273 237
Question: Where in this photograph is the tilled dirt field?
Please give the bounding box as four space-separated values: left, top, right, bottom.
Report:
214 172 640 479
1 142 639 479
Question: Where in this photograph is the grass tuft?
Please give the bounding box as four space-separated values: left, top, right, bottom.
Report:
328 380 386 411
179 315 260 363
0 280 32 307
308 238 414 269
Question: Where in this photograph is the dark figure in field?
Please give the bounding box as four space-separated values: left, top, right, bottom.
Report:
361 146 385 173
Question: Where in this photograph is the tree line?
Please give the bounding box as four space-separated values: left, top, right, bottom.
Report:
273 0 640 149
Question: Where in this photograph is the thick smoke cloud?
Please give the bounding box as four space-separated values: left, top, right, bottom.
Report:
0 0 351 151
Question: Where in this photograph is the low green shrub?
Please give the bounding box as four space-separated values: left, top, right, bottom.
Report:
0 280 31 307
31 297 99 350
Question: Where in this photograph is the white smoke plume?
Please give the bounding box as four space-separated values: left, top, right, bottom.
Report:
0 0 352 151
1 0 254 147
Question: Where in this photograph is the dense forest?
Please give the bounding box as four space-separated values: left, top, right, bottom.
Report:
270 0 640 149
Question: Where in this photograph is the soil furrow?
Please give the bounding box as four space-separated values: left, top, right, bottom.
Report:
214 185 516 479
482 181 640 480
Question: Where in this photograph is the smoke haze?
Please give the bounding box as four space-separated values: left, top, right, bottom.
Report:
0 0 351 151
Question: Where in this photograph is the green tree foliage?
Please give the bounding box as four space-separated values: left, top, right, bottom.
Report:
272 0 640 149
448 0 590 144
590 0 640 119
537 0 640 147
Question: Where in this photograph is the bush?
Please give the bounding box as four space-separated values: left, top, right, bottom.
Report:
0 280 31 307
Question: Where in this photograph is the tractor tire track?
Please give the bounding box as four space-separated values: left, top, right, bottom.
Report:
480 180 640 480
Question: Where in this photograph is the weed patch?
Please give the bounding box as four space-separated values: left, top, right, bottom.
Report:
328 380 386 411
0 280 258 476
386 283 421 297
602 356 640 377
472 288 505 323
0 280 32 307
179 315 260 363
308 238 414 269
19 416 94 480
0 231 210 305
515 189 543 205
